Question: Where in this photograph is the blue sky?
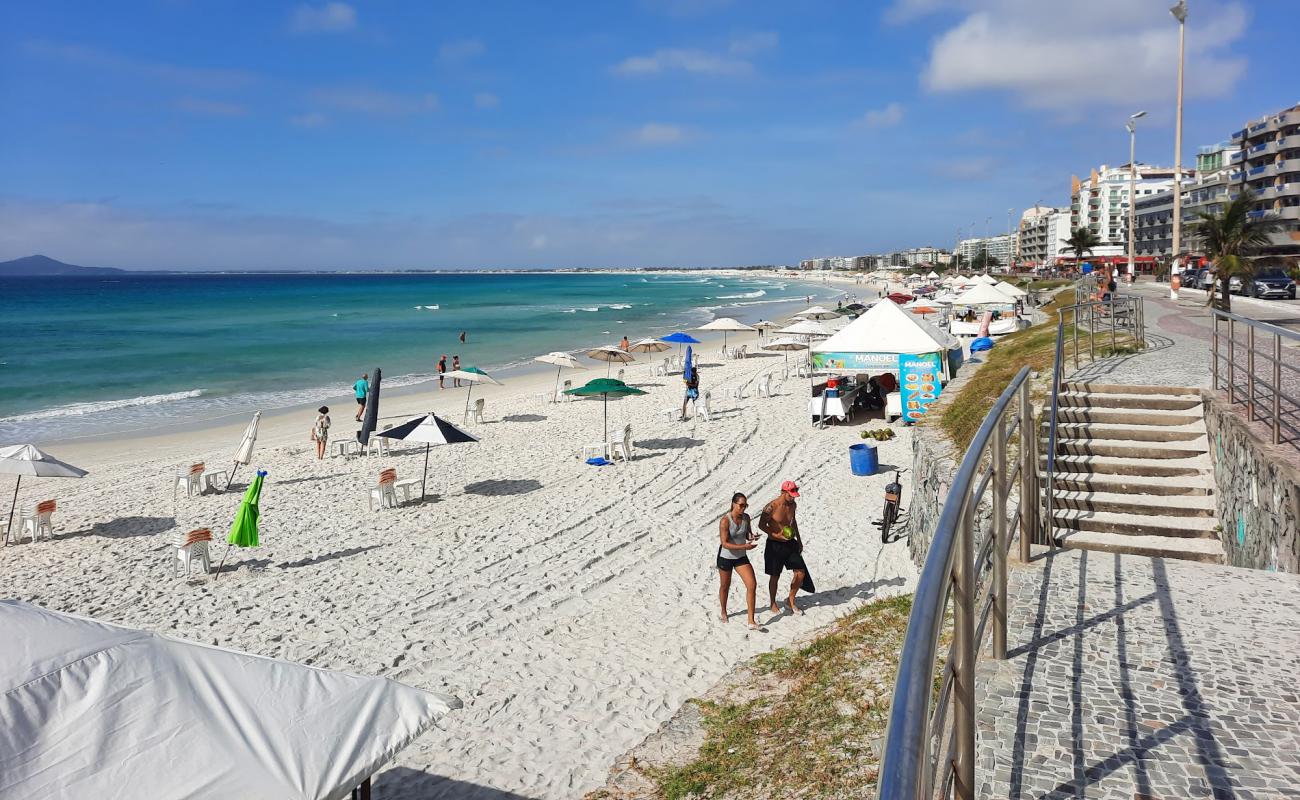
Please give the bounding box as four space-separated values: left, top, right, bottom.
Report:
0 0 1292 270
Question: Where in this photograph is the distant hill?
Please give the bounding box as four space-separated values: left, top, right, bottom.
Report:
0 254 127 276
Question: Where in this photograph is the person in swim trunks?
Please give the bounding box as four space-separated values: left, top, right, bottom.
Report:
759 480 806 616
716 492 760 630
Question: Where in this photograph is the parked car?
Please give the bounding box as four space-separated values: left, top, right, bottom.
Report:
1180 267 1206 289
1196 269 1217 290
1230 269 1297 299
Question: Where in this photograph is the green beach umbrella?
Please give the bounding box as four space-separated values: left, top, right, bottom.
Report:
563 378 647 445
444 366 502 423
216 469 266 579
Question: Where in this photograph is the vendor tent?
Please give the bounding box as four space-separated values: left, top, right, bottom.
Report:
953 283 1017 307
811 298 961 380
0 599 459 799
995 280 1029 298
974 273 999 285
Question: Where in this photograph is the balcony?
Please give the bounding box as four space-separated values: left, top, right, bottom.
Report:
1248 165 1268 176
1230 151 1245 162
1231 128 1246 141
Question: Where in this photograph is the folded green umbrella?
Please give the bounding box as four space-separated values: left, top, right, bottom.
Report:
228 470 265 548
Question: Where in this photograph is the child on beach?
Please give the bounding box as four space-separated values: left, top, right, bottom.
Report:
717 492 760 630
311 406 331 460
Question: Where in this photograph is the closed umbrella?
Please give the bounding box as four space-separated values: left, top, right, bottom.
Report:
444 366 502 423
356 367 381 447
378 413 479 498
0 444 87 542
584 345 636 377
216 469 267 579
697 317 756 355
563 378 647 446
225 411 261 490
534 351 586 402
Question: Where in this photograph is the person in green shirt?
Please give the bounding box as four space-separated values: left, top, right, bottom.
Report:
353 373 369 421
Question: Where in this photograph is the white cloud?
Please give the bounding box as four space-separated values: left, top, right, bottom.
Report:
728 31 779 56
473 92 500 110
23 40 256 90
860 102 904 128
290 112 329 128
612 48 752 77
439 38 486 63
310 87 439 115
289 2 356 34
627 123 689 145
914 0 1248 111
175 97 248 117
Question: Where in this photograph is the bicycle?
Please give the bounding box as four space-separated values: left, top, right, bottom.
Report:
878 469 907 543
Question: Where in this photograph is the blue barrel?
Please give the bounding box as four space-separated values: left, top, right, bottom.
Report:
849 443 878 476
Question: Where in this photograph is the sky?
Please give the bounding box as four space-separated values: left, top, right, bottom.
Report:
0 0 1294 270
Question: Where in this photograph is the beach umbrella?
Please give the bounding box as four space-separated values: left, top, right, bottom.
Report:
777 318 835 339
225 411 261 490
795 305 841 320
0 444 87 542
752 320 779 330
628 338 672 376
761 337 809 370
356 367 381 447
658 331 700 361
444 366 502 422
697 317 756 354
534 351 586 401
585 345 637 376
216 469 266 579
563 378 647 445
378 413 479 498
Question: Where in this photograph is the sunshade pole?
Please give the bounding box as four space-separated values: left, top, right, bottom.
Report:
604 394 609 445
554 365 562 402
422 442 430 499
226 462 238 491
464 383 474 422
215 544 232 581
6 475 19 544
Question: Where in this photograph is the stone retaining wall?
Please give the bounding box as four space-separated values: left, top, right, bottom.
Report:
906 423 1000 570
1202 392 1300 573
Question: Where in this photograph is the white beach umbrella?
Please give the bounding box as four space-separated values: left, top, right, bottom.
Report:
534 352 586 401
444 366 502 422
0 444 88 539
777 318 836 338
377 413 479 498
761 337 810 370
627 338 672 375
752 319 779 330
226 411 261 490
697 317 757 353
794 305 841 320
585 345 637 376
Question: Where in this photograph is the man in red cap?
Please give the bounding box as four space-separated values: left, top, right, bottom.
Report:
758 480 806 616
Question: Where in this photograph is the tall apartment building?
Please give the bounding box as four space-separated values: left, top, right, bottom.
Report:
957 234 1014 267
1017 206 1072 266
1069 163 1182 249
1234 102 1300 256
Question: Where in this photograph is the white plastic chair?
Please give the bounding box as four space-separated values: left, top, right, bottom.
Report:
174 528 213 578
366 436 389 457
609 425 633 463
756 374 772 398
736 345 747 359
175 463 205 498
562 380 573 402
472 398 486 424
369 469 399 511
19 500 57 543
698 391 715 422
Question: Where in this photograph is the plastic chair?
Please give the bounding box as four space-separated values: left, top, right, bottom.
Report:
366 436 389 457
20 500 57 543
174 528 213 577
175 463 205 498
756 374 772 398
617 368 625 383
561 380 573 402
609 425 633 463
472 398 486 424
369 469 399 511
698 391 715 422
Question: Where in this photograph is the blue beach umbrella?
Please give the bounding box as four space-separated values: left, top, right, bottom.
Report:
660 331 700 363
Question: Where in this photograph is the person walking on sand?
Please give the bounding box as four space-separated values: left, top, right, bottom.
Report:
311 406 331 460
437 355 447 389
353 373 369 421
758 480 807 616
452 355 462 387
717 492 761 630
680 366 700 421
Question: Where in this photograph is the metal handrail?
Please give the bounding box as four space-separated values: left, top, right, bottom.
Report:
877 367 1036 800
1210 308 1300 446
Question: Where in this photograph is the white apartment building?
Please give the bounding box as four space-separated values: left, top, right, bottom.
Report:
957 234 1014 267
1069 163 1182 247
1017 206 1072 266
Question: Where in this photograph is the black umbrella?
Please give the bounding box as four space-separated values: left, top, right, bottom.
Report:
357 367 382 446
376 413 479 498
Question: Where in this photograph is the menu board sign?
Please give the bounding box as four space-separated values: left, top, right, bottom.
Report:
898 352 943 423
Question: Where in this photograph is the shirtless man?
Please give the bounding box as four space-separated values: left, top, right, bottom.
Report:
758 480 807 615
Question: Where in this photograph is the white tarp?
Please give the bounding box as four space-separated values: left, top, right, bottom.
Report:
813 298 959 355
953 283 1017 306
0 600 459 800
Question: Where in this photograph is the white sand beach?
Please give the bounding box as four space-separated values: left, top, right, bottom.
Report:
3 327 919 798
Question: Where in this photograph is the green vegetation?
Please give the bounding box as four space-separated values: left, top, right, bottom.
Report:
1190 190 1282 313
1026 279 1072 291
610 594 914 800
1064 227 1101 266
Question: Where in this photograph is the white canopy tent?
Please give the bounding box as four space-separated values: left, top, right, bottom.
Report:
974 273 999 285
0 599 459 799
995 280 1029 298
953 283 1017 307
811 299 962 381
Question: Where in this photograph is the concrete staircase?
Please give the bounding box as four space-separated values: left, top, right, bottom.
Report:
1042 383 1225 563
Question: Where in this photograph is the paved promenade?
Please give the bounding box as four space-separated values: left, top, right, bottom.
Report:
976 548 1300 799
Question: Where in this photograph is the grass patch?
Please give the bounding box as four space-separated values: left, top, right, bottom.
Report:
938 290 1075 450
644 594 914 800
1027 279 1073 291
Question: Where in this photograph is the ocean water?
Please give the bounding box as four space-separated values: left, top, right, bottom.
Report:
0 271 828 441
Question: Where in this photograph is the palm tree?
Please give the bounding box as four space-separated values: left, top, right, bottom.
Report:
1064 227 1101 272
1190 191 1281 312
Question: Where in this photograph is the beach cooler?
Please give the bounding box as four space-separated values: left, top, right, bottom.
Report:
849 443 878 476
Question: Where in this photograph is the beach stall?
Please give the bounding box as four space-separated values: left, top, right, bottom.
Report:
948 283 1021 335
0 599 459 798
811 299 962 424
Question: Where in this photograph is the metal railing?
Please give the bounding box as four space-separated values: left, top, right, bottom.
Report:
1211 309 1300 446
877 367 1038 800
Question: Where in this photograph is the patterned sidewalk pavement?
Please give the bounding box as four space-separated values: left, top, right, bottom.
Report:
976 548 1300 799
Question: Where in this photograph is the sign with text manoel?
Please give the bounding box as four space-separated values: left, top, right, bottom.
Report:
898 352 943 424
811 351 901 372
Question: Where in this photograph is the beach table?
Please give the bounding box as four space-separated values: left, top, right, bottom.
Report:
333 439 361 459
808 385 861 425
201 469 228 494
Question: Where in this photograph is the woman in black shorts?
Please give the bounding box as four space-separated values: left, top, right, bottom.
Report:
717 492 760 630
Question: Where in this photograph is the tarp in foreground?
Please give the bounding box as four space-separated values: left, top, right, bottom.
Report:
0 600 459 800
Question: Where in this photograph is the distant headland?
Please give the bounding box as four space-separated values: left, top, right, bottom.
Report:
0 255 127 277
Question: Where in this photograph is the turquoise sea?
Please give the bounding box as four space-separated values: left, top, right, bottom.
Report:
0 271 833 442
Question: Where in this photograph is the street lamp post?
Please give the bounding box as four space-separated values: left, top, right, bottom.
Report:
1007 207 1015 274
1170 0 1188 300
1127 110 1147 283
